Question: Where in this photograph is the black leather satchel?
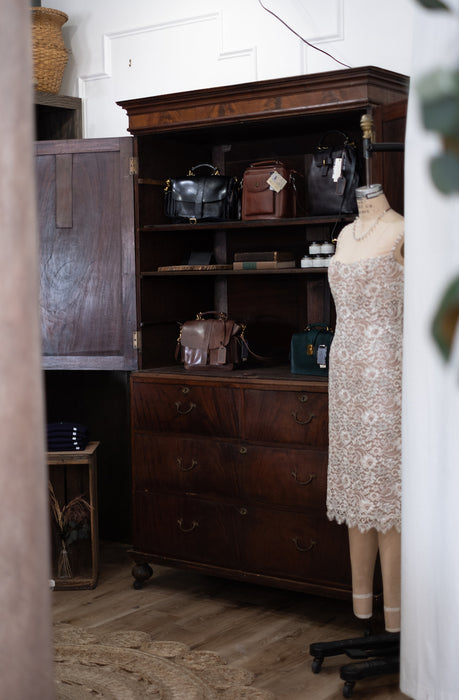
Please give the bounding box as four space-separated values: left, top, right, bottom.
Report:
164 164 239 223
307 131 359 216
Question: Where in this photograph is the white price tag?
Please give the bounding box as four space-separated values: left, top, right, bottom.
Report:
332 157 343 183
267 170 287 192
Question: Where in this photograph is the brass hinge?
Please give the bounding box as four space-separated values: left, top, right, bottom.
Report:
129 156 139 175
133 330 142 350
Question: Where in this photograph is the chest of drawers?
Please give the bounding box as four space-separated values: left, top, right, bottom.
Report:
130 368 352 598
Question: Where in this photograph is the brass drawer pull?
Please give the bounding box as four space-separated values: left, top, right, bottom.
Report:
291 411 315 425
292 537 317 552
291 472 316 487
177 458 198 472
177 518 198 533
175 401 196 415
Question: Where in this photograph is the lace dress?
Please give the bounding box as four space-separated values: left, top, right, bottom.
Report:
326 240 404 533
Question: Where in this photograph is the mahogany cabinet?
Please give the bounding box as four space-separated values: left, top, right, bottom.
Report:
118 67 409 597
130 368 352 596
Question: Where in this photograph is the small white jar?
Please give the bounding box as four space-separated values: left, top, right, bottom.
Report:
301 255 314 268
320 242 335 255
308 241 322 255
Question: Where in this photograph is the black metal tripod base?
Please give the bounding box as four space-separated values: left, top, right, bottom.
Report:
310 632 400 697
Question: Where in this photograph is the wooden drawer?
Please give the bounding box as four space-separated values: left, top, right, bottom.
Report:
237 444 327 511
240 505 351 587
243 388 328 447
133 492 240 568
132 432 240 497
131 379 239 437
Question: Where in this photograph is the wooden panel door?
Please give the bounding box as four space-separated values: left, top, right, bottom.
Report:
370 99 408 215
36 137 137 369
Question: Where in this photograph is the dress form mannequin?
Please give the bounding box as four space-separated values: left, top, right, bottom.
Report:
334 184 404 266
327 183 404 633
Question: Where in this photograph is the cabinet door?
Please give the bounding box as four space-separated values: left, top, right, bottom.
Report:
370 99 407 216
36 137 137 369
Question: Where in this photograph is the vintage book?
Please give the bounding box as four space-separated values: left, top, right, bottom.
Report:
233 260 296 270
233 251 294 262
157 264 232 271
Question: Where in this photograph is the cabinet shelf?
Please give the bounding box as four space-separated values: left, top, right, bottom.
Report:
141 267 329 277
141 215 352 233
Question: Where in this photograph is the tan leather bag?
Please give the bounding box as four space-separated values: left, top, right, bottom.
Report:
241 160 296 220
176 312 245 370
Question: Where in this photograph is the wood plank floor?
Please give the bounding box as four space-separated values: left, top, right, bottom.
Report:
52 542 409 699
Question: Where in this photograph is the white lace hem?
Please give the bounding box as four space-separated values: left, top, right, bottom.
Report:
327 510 401 534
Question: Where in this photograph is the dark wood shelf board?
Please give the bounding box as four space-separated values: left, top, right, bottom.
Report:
141 215 352 232
141 267 329 277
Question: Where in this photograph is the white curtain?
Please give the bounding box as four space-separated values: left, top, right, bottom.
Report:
401 2 459 699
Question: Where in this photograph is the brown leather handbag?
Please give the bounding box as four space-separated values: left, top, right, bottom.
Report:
241 160 297 220
175 311 247 370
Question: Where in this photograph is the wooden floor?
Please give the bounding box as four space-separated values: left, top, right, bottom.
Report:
52 542 409 699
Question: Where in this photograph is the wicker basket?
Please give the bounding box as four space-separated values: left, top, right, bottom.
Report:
32 7 69 94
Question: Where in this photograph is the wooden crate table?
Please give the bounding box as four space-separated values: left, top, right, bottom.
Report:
47 441 100 590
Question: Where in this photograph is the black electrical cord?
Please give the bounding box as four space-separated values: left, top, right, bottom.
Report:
257 0 352 69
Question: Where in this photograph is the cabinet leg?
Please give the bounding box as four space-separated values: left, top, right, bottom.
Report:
131 561 153 589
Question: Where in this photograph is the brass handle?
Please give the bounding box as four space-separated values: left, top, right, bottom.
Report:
291 472 316 487
291 411 315 425
175 401 196 415
177 518 198 533
177 458 198 472
292 537 317 552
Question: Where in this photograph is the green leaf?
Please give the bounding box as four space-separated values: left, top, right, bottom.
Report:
418 70 459 138
430 152 459 193
415 0 449 8
432 275 459 360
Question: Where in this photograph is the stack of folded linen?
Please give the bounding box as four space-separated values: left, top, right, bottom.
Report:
47 422 89 452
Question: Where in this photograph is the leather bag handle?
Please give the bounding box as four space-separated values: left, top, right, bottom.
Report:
189 164 220 176
196 310 228 320
317 130 353 149
247 159 286 168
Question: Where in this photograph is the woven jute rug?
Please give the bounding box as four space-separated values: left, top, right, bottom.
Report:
53 624 275 699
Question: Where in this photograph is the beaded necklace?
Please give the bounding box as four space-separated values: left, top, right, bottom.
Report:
352 206 392 241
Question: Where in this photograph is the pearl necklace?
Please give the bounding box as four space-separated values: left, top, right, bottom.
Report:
352 207 392 241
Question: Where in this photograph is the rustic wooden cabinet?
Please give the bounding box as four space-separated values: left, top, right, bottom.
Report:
36 137 137 370
118 66 409 597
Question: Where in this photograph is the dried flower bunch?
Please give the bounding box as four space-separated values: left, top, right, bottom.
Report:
49 481 92 578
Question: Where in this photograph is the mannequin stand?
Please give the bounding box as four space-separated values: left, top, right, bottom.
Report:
309 631 400 698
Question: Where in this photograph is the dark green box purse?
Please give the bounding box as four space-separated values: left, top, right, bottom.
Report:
290 323 334 376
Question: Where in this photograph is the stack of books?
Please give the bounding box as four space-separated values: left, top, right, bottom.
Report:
233 251 296 270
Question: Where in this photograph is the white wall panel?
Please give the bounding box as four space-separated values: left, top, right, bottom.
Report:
41 0 414 138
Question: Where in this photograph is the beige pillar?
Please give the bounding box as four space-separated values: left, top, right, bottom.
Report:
0 1 54 698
